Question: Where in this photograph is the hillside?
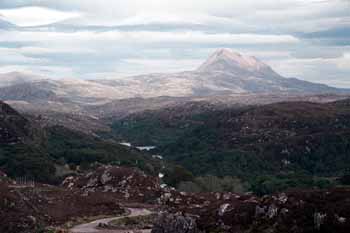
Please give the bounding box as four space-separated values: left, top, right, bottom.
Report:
0 180 125 233
0 101 34 144
110 99 350 193
156 187 350 233
0 101 163 183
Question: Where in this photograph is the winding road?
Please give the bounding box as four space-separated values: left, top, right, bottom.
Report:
70 208 153 233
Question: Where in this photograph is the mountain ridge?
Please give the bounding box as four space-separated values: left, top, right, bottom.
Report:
0 49 349 108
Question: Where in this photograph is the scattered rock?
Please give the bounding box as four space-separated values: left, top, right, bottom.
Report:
152 213 199 233
62 166 161 202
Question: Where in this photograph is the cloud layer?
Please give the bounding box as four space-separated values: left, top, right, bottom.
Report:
0 0 349 87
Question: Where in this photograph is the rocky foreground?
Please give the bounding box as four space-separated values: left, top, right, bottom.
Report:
62 165 162 203
0 180 124 233
1 166 349 233
154 188 350 233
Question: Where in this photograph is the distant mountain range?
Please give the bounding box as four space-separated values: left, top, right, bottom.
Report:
0 48 349 133
0 49 349 106
92 48 349 97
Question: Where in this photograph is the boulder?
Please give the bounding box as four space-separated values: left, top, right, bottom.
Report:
152 213 199 233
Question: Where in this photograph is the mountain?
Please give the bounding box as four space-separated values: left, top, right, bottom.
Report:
93 48 349 97
0 49 349 135
1 49 348 108
194 48 343 94
198 48 277 74
0 76 126 104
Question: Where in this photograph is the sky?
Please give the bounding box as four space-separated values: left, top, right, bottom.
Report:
0 0 349 87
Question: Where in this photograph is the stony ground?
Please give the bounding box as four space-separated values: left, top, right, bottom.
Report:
62 165 161 203
155 187 350 233
1 166 350 233
0 179 124 233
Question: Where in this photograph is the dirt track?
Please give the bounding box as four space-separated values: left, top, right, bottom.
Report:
70 208 152 233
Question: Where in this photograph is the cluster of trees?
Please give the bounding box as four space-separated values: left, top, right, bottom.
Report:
0 125 163 184
178 176 247 193
0 144 56 183
162 165 248 193
110 102 350 196
160 164 340 195
249 174 334 196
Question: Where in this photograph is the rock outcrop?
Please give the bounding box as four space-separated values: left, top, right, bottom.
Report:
62 165 161 202
152 213 199 233
155 188 350 233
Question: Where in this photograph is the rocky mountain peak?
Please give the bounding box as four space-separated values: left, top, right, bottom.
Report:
197 48 271 73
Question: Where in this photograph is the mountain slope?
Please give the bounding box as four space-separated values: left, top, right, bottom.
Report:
110 99 350 180
1 49 348 108
0 101 55 181
0 101 35 144
0 82 58 102
92 49 348 97
197 48 278 75
0 102 163 183
194 48 344 94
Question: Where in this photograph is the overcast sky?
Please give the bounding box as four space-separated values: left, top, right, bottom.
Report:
0 0 349 87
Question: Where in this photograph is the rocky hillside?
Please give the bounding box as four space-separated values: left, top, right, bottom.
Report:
0 178 124 233
1 164 349 233
63 165 161 203
154 188 350 233
0 102 163 184
111 99 350 192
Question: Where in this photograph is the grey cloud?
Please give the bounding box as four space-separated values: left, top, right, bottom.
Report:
290 46 345 59
0 0 81 11
299 26 350 46
301 26 350 38
0 0 349 87
0 18 15 29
